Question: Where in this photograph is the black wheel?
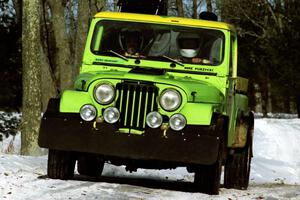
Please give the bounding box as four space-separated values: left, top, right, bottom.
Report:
194 158 222 195
47 149 76 180
77 153 104 177
224 117 253 190
194 116 225 195
224 141 252 189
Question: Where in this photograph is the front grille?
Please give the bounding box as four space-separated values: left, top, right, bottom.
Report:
116 81 158 130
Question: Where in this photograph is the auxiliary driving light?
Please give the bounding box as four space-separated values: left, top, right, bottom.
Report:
169 114 186 131
80 104 97 121
146 111 163 128
103 107 120 124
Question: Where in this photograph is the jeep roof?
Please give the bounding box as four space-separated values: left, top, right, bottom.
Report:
94 12 236 32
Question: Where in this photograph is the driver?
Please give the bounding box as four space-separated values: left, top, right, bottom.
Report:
119 29 144 57
177 32 210 64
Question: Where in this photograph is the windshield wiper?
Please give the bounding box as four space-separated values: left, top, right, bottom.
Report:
102 50 128 61
155 55 184 66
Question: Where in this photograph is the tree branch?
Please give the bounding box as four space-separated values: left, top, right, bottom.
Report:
263 0 278 26
238 4 266 37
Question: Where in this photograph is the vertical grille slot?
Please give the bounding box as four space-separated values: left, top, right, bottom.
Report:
116 82 158 130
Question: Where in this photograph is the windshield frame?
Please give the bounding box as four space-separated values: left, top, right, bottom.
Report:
90 19 226 67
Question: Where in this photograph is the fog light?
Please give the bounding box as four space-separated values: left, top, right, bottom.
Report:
146 111 163 128
80 105 97 121
169 114 186 131
103 107 120 124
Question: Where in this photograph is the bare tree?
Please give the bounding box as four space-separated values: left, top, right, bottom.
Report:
206 0 212 12
74 0 106 75
176 0 184 17
21 0 110 155
192 0 198 18
12 0 22 24
74 0 90 75
21 0 43 155
91 0 106 15
47 0 73 91
40 0 58 112
114 0 118 11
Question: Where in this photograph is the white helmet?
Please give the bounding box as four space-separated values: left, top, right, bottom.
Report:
177 32 201 58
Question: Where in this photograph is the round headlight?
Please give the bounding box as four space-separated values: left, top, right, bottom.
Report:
103 107 120 124
159 89 181 111
80 105 97 121
169 114 186 131
146 111 163 129
94 83 115 105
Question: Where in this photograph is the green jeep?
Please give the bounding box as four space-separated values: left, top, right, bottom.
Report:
38 11 254 195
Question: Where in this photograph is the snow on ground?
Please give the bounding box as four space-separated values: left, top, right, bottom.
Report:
0 117 300 199
251 118 300 185
0 133 20 154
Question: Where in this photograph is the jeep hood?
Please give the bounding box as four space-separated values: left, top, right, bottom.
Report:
75 70 224 104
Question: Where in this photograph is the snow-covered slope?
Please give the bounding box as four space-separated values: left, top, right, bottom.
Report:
251 118 300 185
0 118 300 199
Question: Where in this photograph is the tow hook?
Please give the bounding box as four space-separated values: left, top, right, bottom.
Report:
93 117 104 130
161 123 169 138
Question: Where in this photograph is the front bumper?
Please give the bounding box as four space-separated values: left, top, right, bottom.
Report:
38 112 222 165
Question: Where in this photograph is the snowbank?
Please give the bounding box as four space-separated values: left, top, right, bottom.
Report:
251 118 300 184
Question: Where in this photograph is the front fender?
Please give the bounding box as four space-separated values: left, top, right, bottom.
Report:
181 103 219 125
60 90 93 113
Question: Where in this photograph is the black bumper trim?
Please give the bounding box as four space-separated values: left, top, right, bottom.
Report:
38 112 222 165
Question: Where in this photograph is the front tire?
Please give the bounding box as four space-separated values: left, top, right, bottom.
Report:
47 149 76 179
194 158 222 195
224 141 252 189
77 153 104 177
194 116 225 195
224 116 254 189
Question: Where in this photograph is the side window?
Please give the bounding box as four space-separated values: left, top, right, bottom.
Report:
210 37 223 64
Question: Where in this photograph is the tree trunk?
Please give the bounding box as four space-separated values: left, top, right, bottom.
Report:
266 77 272 114
219 0 227 21
192 0 197 19
253 83 263 114
296 93 300 118
13 0 22 24
40 0 58 112
261 81 268 117
48 0 73 92
283 89 291 113
74 0 90 76
114 0 118 11
90 0 106 15
21 0 43 156
176 0 184 17
206 0 212 12
74 0 106 76
168 0 177 16
275 0 282 12
41 47 58 112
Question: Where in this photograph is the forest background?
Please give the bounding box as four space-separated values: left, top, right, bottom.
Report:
0 0 299 155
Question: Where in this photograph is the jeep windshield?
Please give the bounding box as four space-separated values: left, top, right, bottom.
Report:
91 20 225 66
